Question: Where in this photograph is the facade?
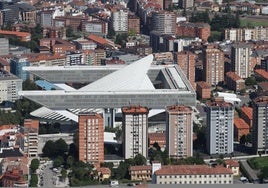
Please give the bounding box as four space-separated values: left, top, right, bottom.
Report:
66 51 84 66
111 9 128 33
129 165 152 181
152 11 176 35
224 160 240 176
122 105 149 159
203 44 225 86
78 113 104 167
81 20 108 36
128 14 140 34
154 164 233 184
39 38 76 54
196 81 211 100
234 118 250 142
148 132 166 150
231 43 251 79
252 96 268 154
176 22 211 41
225 27 268 41
40 10 53 27
206 99 234 155
174 51 196 89
0 71 22 103
225 72 245 92
166 105 193 158
10 56 30 80
0 38 9 55
23 119 39 157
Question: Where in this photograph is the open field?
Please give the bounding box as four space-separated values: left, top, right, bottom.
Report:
240 17 268 27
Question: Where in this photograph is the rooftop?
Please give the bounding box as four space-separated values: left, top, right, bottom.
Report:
129 165 151 171
224 159 239 167
122 106 149 114
196 81 211 89
226 72 243 81
155 165 233 175
234 118 250 129
240 106 253 119
255 69 268 80
166 105 192 113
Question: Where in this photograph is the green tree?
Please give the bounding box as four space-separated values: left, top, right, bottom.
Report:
61 168 67 181
30 159 40 173
42 140 56 158
245 76 257 86
259 166 268 183
53 156 64 167
133 154 147 166
29 174 38 187
55 138 68 156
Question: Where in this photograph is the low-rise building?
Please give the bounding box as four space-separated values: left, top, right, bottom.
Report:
225 72 245 93
234 118 250 142
129 165 152 181
154 164 233 184
240 106 253 129
148 132 166 150
97 167 111 182
224 160 240 176
196 81 211 100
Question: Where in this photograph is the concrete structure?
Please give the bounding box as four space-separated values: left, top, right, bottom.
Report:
122 105 149 159
0 38 9 55
231 43 251 79
166 105 193 158
174 51 196 89
206 99 234 155
111 9 128 33
225 72 245 92
23 119 39 158
10 56 30 81
78 113 104 167
0 71 22 103
19 55 196 110
196 81 211 100
252 96 268 154
203 44 224 86
153 164 233 184
128 14 140 34
152 11 176 35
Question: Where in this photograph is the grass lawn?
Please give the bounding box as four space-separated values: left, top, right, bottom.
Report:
247 156 268 170
240 19 268 28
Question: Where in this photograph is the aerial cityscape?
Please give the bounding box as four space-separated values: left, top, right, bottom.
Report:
0 0 268 187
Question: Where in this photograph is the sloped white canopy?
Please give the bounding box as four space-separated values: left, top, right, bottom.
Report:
79 54 155 91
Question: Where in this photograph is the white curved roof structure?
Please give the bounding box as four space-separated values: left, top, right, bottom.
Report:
79 54 155 91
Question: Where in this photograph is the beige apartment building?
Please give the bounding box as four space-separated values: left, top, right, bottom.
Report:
166 105 193 158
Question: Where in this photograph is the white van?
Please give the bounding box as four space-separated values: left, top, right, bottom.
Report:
110 180 119 187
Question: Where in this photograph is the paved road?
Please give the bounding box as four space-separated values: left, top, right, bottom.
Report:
39 161 57 187
240 160 259 183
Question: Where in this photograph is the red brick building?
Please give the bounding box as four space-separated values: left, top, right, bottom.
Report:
240 106 253 129
174 51 196 89
225 72 245 92
39 38 76 54
128 14 140 34
196 81 211 100
78 113 104 168
176 22 211 41
234 118 250 142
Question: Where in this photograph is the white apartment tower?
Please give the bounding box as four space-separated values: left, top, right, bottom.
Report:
206 99 234 155
252 96 268 154
231 43 251 79
122 105 149 159
111 9 128 33
166 105 193 158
